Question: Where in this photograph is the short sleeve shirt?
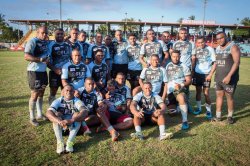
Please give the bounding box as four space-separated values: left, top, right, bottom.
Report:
49 97 86 115
133 92 163 114
24 37 49 72
173 40 195 68
61 61 91 90
140 66 167 94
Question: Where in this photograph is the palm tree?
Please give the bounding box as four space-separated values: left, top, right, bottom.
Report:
96 24 108 35
119 18 140 32
0 13 7 27
177 18 184 24
240 17 250 26
188 15 195 20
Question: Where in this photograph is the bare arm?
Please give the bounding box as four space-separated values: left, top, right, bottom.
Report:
47 62 62 75
71 107 88 122
191 55 196 74
46 109 64 126
161 51 169 67
62 79 69 87
138 78 144 89
126 99 132 114
223 45 240 84
206 62 216 81
130 100 144 118
139 55 148 68
161 82 168 101
24 53 48 64
184 75 192 87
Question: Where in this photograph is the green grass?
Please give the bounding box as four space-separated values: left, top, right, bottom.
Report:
0 51 250 166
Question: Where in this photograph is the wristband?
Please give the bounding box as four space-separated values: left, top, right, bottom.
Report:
40 57 43 62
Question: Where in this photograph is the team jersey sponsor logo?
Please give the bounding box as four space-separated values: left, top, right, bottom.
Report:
144 43 161 57
174 41 192 56
145 69 161 82
127 46 140 62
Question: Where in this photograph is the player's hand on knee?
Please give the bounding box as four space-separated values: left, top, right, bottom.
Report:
135 110 144 118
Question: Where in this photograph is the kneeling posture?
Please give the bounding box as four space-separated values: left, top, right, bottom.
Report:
130 82 173 140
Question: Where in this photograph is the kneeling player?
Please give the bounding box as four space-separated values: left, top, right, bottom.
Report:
130 82 173 140
46 85 88 154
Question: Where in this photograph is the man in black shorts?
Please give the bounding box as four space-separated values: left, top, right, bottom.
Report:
213 32 240 124
111 30 129 78
130 82 173 140
191 36 216 119
24 26 49 126
47 28 71 104
126 33 142 90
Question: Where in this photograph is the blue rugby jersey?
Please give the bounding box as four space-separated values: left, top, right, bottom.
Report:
24 37 49 72
48 41 71 69
126 44 142 70
61 61 91 90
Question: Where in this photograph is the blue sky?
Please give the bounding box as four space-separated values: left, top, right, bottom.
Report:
1 0 249 32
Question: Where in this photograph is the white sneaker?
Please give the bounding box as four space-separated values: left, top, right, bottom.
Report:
56 142 64 154
66 141 74 153
159 132 173 141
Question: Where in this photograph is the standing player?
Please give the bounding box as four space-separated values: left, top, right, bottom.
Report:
87 32 111 67
191 36 216 119
104 35 116 67
126 33 142 90
161 31 173 64
213 32 240 124
161 31 173 50
139 29 168 67
88 49 110 94
61 49 91 96
165 50 192 129
47 28 71 104
130 82 173 140
46 85 88 154
66 28 84 60
111 30 129 78
24 26 49 126
78 31 91 64
171 28 195 112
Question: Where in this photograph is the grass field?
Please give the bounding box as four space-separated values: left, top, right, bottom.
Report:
0 51 249 166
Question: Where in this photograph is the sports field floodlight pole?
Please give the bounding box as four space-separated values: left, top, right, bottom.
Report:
202 0 207 36
59 0 62 28
158 15 164 39
125 12 127 39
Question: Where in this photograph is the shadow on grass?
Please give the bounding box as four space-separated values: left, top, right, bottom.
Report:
0 95 30 108
144 84 250 140
188 84 250 121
